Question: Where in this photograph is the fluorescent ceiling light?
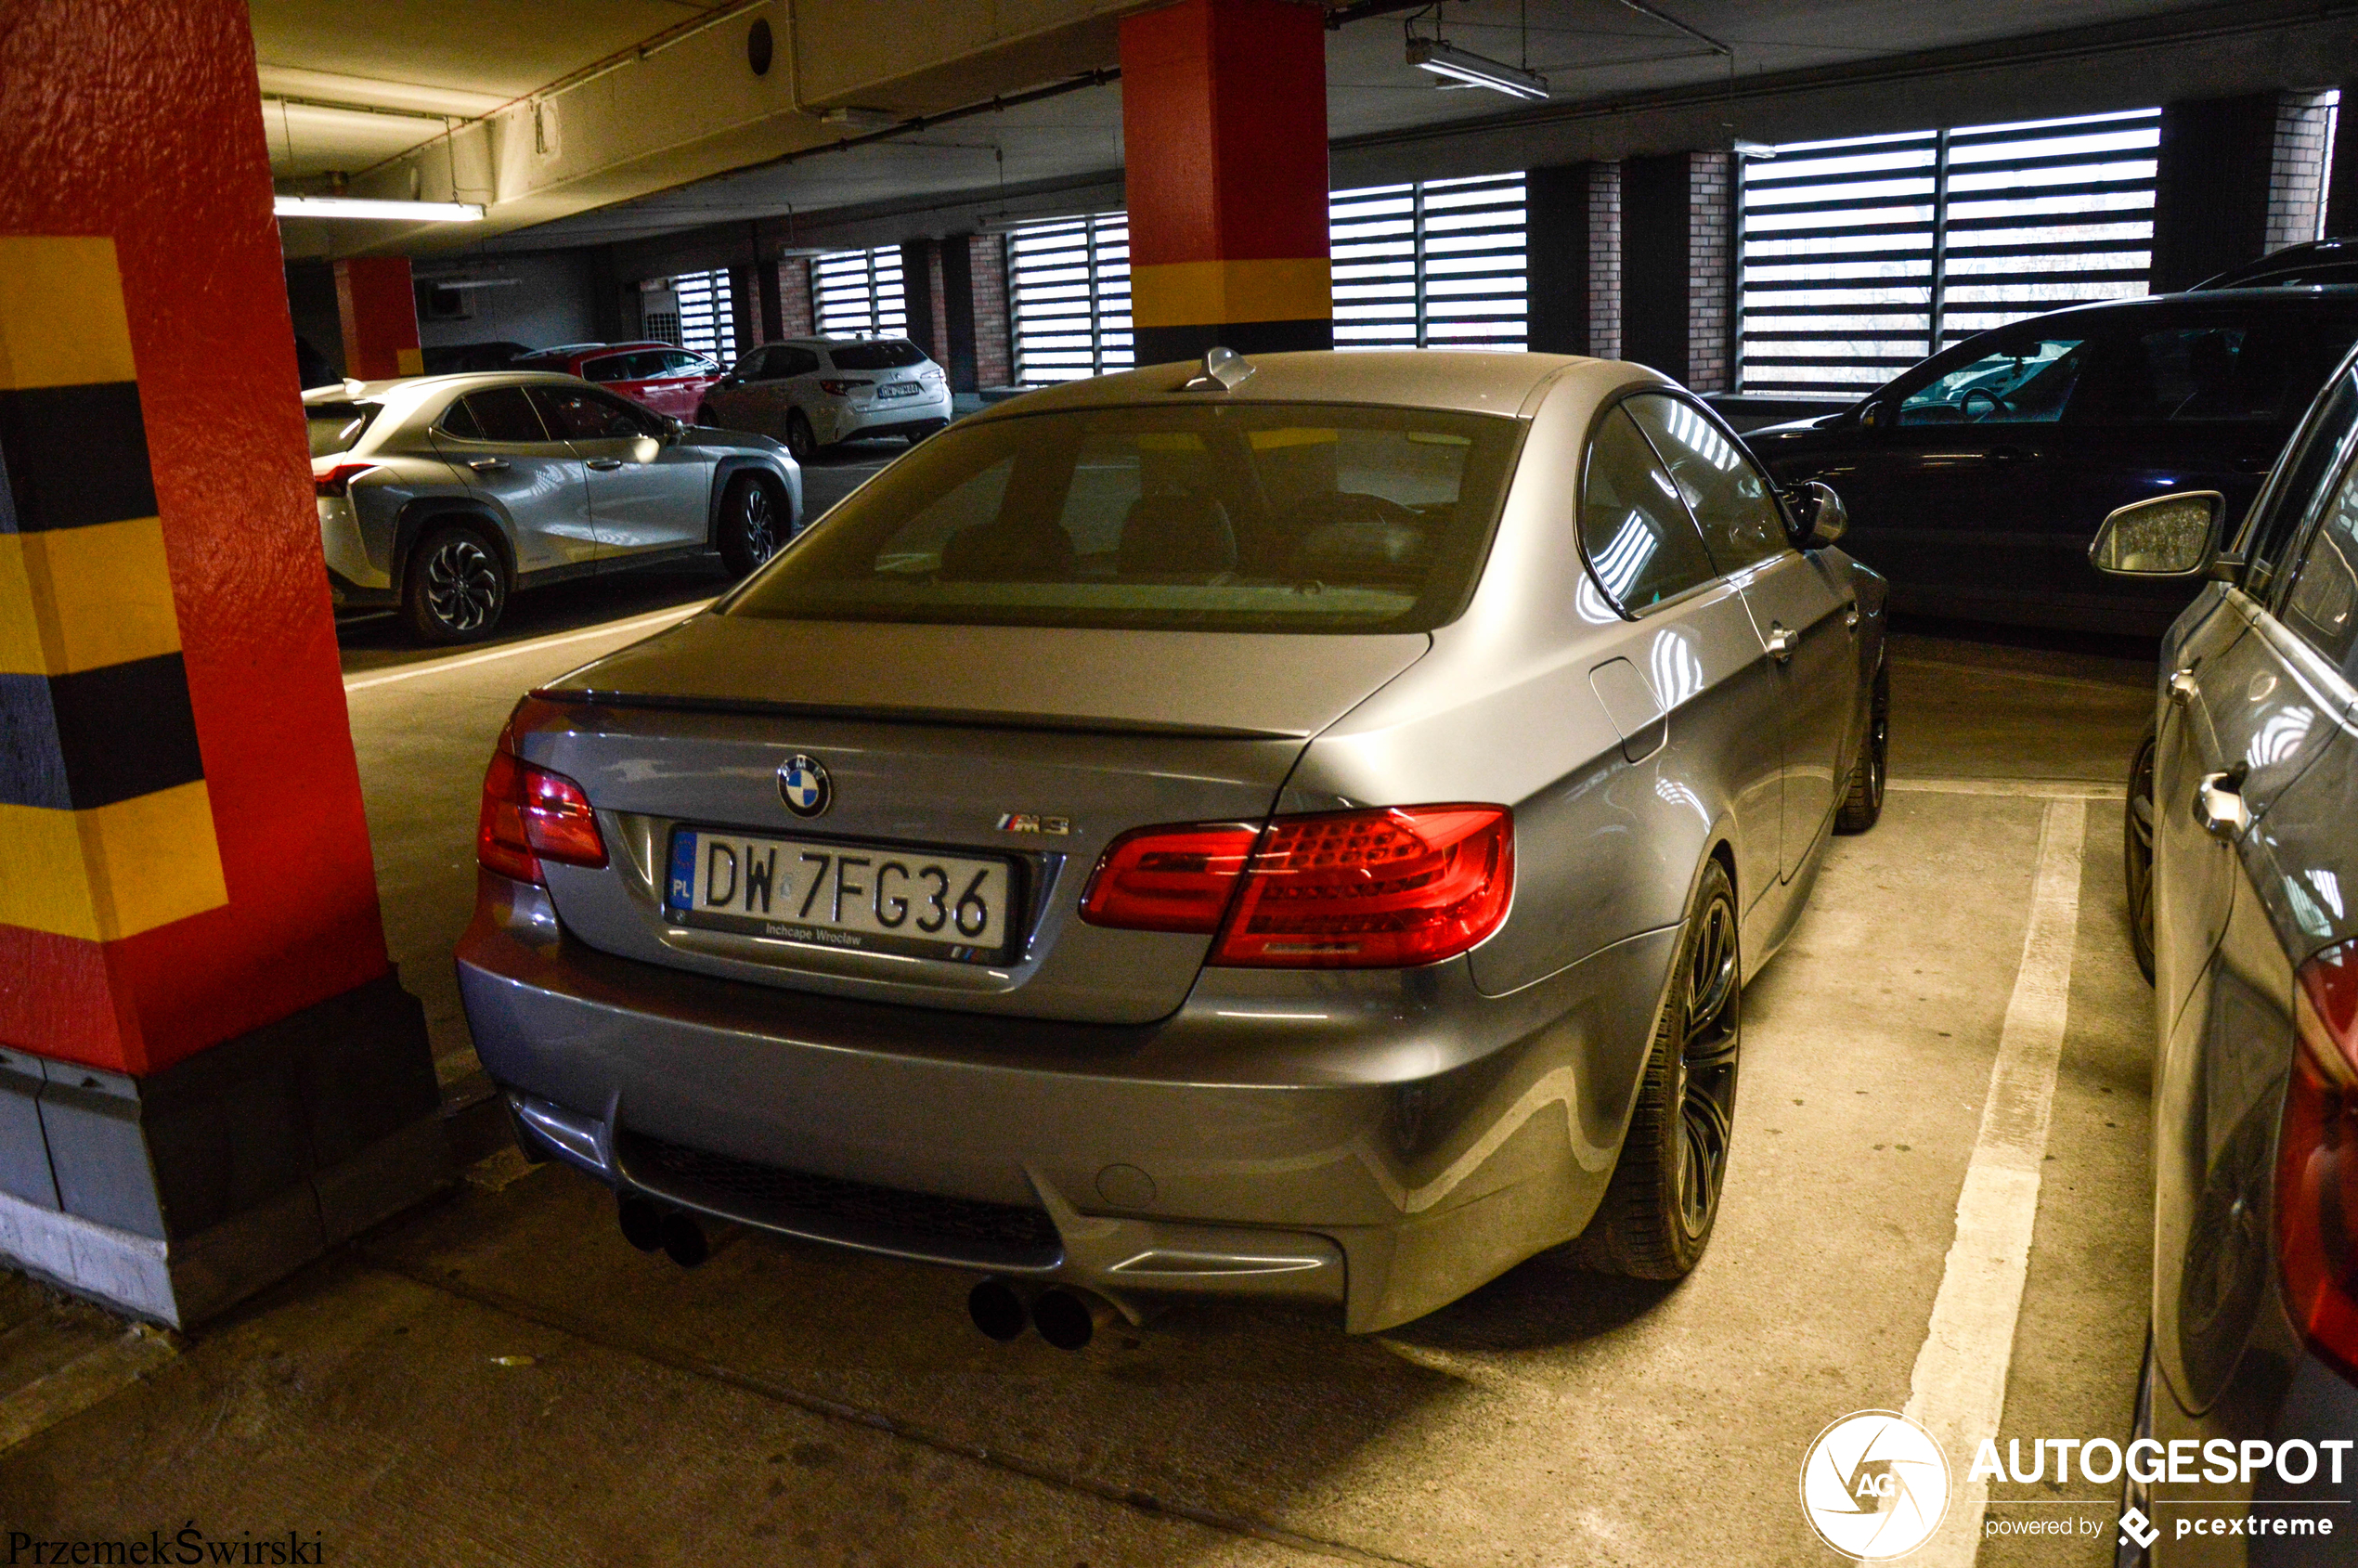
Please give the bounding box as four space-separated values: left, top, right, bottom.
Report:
274 196 484 223
1407 39 1548 101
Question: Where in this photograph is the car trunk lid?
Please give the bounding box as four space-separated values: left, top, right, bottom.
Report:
514 614 1430 1023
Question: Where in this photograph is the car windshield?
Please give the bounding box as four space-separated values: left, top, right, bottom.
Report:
724 403 1522 634
306 400 381 457
827 341 926 371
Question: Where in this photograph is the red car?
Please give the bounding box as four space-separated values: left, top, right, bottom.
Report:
509 342 722 421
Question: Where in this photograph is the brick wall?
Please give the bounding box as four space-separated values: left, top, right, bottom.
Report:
1587 162 1622 360
1686 152 1731 393
969 234 1011 387
2267 90 2337 253
778 256 814 339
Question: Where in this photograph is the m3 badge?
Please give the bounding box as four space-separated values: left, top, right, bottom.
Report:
995 813 1070 836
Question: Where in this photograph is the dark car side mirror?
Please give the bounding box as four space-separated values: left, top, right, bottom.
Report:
2088 491 2224 577
1783 480 1848 549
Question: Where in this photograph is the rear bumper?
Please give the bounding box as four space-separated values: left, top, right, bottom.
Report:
821 395 952 443
457 875 1675 1331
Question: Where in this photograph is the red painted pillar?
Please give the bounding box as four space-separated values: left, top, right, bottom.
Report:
1120 0 1332 366
0 1 444 1324
334 256 423 381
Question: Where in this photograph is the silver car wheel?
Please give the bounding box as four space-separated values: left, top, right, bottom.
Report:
740 481 778 563
1674 893 1741 1239
421 536 499 633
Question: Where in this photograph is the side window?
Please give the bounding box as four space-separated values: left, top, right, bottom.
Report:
1623 394 1788 574
1580 406 1720 612
527 385 659 441
1898 335 2088 425
780 348 822 378
2242 369 2358 595
662 351 706 375
581 355 629 383
435 397 483 441
2281 457 2358 675
459 386 550 444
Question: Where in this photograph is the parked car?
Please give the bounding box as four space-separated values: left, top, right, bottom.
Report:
2195 237 2358 292
1748 290 2358 636
456 348 1889 1344
2102 342 2358 1562
421 340 530 375
699 336 952 460
305 371 800 643
510 342 724 421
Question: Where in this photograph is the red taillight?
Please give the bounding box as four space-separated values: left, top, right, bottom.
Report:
1079 805 1513 968
817 378 874 396
313 461 377 498
1080 823 1259 932
2274 938 2358 1378
475 728 606 884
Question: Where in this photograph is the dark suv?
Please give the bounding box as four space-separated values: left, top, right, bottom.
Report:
1748 290 2358 635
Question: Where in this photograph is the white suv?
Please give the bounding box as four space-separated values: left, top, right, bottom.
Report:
699 337 951 460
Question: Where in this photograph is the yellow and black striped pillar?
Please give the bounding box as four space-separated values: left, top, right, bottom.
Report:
1120 0 1333 365
0 0 449 1330
0 237 229 946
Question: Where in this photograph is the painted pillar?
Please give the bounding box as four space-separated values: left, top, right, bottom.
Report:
1120 0 1331 366
0 0 445 1326
333 256 422 380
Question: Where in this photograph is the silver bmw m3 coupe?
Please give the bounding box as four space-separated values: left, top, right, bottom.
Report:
457 349 1889 1338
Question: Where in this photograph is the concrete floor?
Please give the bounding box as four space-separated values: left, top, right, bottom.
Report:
0 530 2165 1564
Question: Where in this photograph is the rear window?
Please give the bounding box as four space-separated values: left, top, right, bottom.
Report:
725 403 1522 634
306 401 381 458
827 341 926 371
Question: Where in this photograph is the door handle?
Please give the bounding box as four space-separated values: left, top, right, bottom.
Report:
2167 667 2198 708
2194 766 2250 842
1764 623 1797 663
587 458 626 471
467 458 510 473
1987 446 2029 463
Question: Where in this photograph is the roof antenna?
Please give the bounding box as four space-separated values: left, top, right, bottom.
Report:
1181 346 1255 391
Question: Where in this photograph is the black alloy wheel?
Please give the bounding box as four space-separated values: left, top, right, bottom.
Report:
1834 656 1890 834
403 527 505 643
784 409 816 462
719 475 784 577
1576 857 1743 1278
2125 725 2157 984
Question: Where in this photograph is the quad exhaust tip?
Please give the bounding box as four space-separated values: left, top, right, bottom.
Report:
967 1279 1029 1341
617 1195 709 1268
969 1281 1121 1350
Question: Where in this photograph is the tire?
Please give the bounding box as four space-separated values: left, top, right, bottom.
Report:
784 409 816 462
1575 857 1742 1279
718 473 785 577
401 525 506 644
1833 655 1890 834
2125 724 2157 984
695 404 716 428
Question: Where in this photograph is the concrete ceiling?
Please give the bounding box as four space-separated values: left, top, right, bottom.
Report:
253 0 2283 258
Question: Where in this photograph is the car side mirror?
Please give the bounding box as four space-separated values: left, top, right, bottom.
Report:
2088 491 2224 577
661 414 685 439
1783 480 1848 548
1859 400 1890 430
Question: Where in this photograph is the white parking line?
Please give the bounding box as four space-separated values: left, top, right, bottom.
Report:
1901 798 2089 1566
1890 777 2124 801
0 1325 177 1455
341 602 708 693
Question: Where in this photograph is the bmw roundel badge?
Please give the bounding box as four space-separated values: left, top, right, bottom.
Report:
778 754 831 818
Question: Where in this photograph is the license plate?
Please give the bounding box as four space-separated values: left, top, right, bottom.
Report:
665 827 1016 962
878 382 919 399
